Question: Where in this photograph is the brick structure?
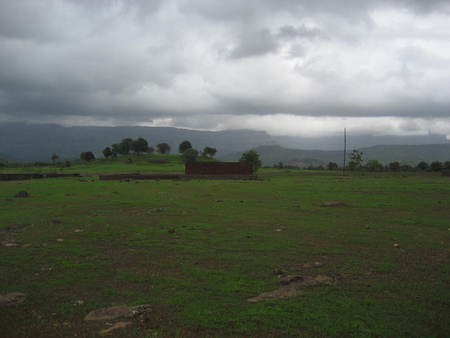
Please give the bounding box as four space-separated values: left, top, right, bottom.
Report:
185 162 253 176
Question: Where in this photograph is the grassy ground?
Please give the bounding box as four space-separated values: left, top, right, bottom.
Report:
0 166 449 337
0 154 187 174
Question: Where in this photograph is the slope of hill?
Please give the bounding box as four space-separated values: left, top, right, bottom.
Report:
0 123 275 161
220 144 450 166
273 134 450 150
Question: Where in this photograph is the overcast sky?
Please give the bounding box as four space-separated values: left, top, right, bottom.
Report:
1 0 450 137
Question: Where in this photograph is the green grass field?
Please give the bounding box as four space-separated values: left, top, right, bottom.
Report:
1 159 449 337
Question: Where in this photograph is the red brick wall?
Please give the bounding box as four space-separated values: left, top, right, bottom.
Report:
185 162 253 176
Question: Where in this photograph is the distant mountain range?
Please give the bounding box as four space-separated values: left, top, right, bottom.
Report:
272 134 450 151
220 144 450 166
0 123 274 161
0 122 449 164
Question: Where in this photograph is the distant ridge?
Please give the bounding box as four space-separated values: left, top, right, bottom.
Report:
0 123 275 161
220 144 450 166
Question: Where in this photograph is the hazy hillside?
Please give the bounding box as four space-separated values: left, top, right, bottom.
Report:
0 123 275 161
273 134 450 151
221 144 450 166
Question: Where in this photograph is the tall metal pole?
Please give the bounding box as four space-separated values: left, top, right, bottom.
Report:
343 128 347 176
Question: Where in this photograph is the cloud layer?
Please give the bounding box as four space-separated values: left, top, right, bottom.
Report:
0 0 450 137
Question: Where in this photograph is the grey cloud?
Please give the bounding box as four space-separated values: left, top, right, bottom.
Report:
0 0 450 130
277 25 322 40
228 29 279 59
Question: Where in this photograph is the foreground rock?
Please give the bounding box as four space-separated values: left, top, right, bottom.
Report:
98 321 132 336
0 292 26 305
14 191 30 198
247 274 341 303
84 304 151 321
321 201 348 207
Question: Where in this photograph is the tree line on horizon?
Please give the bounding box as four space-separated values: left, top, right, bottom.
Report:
273 149 450 172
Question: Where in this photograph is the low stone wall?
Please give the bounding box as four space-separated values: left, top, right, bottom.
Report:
99 174 182 180
185 162 253 176
0 173 80 181
186 175 258 180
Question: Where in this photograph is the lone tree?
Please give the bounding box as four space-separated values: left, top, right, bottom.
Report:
118 138 133 155
131 138 149 155
80 151 96 162
430 161 443 172
388 161 401 171
366 159 383 172
239 150 261 172
102 147 113 158
157 143 171 154
111 143 120 157
51 153 59 164
202 147 217 158
327 162 339 170
179 140 192 154
182 148 199 163
416 161 429 171
348 150 363 170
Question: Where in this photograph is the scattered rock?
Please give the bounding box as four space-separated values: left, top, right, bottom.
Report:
1 223 30 233
272 269 284 276
302 262 324 269
56 238 64 242
1 241 19 247
99 321 132 336
279 275 304 285
14 191 30 198
321 201 348 207
84 304 151 321
247 274 341 303
275 228 282 232
74 229 84 233
247 284 302 303
393 243 400 248
74 300 84 306
0 292 26 306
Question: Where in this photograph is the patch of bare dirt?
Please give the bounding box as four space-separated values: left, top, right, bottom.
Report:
0 292 26 305
321 201 348 207
247 274 342 303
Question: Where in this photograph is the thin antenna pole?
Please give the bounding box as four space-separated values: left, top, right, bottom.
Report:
343 128 347 176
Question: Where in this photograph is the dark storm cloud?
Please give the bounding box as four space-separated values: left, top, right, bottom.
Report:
0 0 449 134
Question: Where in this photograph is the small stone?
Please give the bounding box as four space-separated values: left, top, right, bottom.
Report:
74 300 84 306
85 304 151 321
56 238 64 242
0 292 26 306
2 242 19 247
321 201 347 207
279 275 304 285
275 228 282 232
98 321 132 336
14 191 30 198
155 208 164 212
272 269 284 276
393 243 400 248
74 229 83 233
